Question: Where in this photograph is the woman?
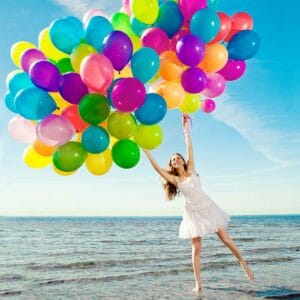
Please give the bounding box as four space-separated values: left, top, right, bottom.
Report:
143 114 254 293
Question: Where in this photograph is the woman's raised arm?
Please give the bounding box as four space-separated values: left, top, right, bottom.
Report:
182 114 196 172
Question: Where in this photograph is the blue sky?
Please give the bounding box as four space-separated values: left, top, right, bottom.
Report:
0 0 299 216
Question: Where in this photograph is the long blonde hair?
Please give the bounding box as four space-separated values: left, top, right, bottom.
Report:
163 153 188 201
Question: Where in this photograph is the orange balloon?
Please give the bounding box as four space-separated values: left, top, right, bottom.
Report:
155 81 185 109
159 51 184 81
198 44 228 73
33 139 56 156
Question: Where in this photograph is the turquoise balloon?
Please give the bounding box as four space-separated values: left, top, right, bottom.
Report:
49 16 84 54
130 16 150 37
82 126 110 154
156 1 183 38
190 8 220 43
84 16 113 52
207 0 220 10
8 72 34 96
131 47 160 83
4 91 18 113
15 87 57 120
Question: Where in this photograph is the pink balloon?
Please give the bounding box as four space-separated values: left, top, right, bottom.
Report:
122 0 132 15
201 98 216 113
20 49 47 73
170 29 189 51
202 73 226 98
218 59 246 81
178 0 206 21
8 115 36 143
36 114 75 147
141 28 170 54
80 53 114 94
83 8 108 27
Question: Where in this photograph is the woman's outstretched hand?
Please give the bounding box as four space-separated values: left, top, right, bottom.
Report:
182 114 191 133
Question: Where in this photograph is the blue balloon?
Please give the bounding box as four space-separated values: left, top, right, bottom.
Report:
130 16 150 37
4 91 18 113
190 8 220 43
82 126 110 154
131 47 160 83
84 16 113 52
156 1 183 38
49 16 84 54
207 0 220 10
8 72 34 96
135 93 167 125
15 87 57 120
227 30 261 60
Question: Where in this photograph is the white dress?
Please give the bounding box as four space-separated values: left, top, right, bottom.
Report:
178 171 230 239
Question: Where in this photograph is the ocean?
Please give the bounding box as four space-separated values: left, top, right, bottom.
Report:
0 215 299 299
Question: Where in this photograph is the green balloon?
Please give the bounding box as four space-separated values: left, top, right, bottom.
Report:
111 12 135 36
55 58 74 74
53 142 87 172
112 139 140 169
79 93 110 125
107 111 137 139
134 124 163 150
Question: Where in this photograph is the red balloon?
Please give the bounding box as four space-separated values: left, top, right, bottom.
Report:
62 105 89 132
208 12 231 44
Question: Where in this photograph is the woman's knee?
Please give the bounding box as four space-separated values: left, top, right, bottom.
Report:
192 237 201 255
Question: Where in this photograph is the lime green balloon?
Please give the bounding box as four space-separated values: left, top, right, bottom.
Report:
131 0 159 25
107 111 137 139
111 12 135 36
79 94 110 125
55 58 74 74
112 139 140 169
179 93 201 113
134 124 163 150
53 142 87 172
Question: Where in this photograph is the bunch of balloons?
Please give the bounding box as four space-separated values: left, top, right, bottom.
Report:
4 0 260 175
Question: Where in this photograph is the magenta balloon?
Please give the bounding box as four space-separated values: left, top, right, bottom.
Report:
36 114 75 147
141 28 170 54
20 49 47 72
176 34 205 66
59 72 88 104
202 73 226 98
178 0 206 21
218 59 246 81
170 29 189 51
102 30 133 71
111 78 146 112
202 98 216 113
181 67 207 93
29 61 61 92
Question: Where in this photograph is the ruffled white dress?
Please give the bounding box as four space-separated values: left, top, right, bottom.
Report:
178 171 230 239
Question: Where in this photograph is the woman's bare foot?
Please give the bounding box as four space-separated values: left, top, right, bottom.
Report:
240 261 254 281
192 282 202 293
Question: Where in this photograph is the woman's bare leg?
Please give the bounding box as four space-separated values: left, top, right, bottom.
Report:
191 237 202 291
216 228 254 281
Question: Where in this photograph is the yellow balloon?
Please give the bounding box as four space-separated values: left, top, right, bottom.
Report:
70 44 97 73
49 92 70 110
52 165 76 176
114 65 133 78
75 133 82 142
131 0 159 24
179 93 201 114
109 136 118 148
23 145 51 168
85 149 113 175
134 124 163 150
38 28 68 61
10 41 36 68
129 34 142 53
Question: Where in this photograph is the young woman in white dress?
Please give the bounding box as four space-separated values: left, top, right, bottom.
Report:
143 114 254 292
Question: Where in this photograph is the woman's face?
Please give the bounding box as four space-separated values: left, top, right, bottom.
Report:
170 154 185 168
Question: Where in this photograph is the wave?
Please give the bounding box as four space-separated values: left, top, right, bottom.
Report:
0 290 23 296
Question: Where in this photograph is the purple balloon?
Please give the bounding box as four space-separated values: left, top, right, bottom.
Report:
20 49 47 72
112 78 146 112
176 34 205 66
202 73 226 98
181 67 207 93
59 73 88 104
29 61 61 92
218 59 246 81
202 98 216 113
102 31 133 71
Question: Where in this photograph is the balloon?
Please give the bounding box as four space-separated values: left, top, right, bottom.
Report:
181 67 207 93
170 29 189 52
202 73 226 98
62 105 89 132
129 34 142 53
112 139 140 169
111 12 135 36
135 93 167 124
15 87 57 120
7 72 34 96
79 93 110 125
176 34 205 67
23 145 52 168
179 93 201 113
85 149 113 175
55 58 74 73
218 59 246 81
227 30 260 60
122 0 132 16
50 92 70 110
82 126 110 154
8 115 36 143
53 141 87 172
84 16 113 52
207 0 220 10
83 8 108 26
130 16 150 36
102 31 133 71
131 47 160 83
10 41 36 68
107 111 138 139
141 28 170 54
131 0 159 24
198 43 228 73
178 0 206 21
201 98 216 113
20 48 46 72
208 12 231 44
4 92 18 113
59 73 88 105
159 51 183 81
29 61 61 92
36 114 75 147
70 43 97 73
190 8 220 43
53 166 76 176
80 53 114 94
134 124 163 150
111 78 146 112
33 139 56 156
